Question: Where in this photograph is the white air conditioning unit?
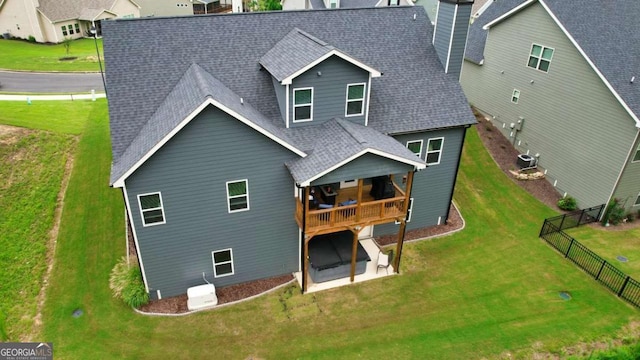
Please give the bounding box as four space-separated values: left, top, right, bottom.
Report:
187 283 218 311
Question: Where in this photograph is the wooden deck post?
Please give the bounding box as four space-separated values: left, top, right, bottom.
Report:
394 171 414 273
350 228 360 282
303 236 310 293
356 179 363 222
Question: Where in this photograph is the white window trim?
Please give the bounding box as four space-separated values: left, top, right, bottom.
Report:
511 89 520 104
226 179 250 213
137 192 166 227
344 83 366 117
406 139 423 159
396 197 414 224
527 43 554 73
212 248 234 278
426 137 445 165
632 143 640 163
293 87 313 123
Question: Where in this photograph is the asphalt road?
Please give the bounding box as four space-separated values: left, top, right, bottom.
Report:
0 70 105 93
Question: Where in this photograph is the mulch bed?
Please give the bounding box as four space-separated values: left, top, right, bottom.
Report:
138 274 293 314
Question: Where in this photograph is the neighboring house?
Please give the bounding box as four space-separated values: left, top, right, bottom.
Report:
136 0 241 17
104 2 476 299
461 0 640 213
0 0 140 43
419 0 490 24
283 0 412 12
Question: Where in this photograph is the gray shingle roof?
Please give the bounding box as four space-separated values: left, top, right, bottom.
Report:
467 0 640 121
38 0 120 22
104 7 476 185
260 28 334 82
286 119 425 184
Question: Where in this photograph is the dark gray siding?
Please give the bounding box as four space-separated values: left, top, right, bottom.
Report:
460 2 637 209
271 76 286 124
311 153 414 186
289 55 369 128
375 127 466 236
433 2 473 79
125 106 300 298
433 2 454 68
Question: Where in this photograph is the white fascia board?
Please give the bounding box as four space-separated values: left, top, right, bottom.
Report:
112 98 306 187
281 50 382 85
482 0 536 30
299 149 426 186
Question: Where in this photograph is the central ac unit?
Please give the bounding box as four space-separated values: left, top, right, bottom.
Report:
517 154 537 169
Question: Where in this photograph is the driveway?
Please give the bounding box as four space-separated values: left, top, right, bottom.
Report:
0 70 105 93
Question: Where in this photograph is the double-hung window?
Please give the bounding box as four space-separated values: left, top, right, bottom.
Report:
293 88 313 122
406 140 423 158
511 89 520 104
227 180 249 213
426 137 444 165
527 44 554 72
212 249 234 277
138 192 166 226
61 26 68 36
345 83 365 116
74 23 80 33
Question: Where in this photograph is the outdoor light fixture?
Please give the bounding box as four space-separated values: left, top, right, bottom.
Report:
90 25 107 96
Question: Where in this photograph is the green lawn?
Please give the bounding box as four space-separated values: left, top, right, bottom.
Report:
12 100 630 359
0 103 81 340
0 38 103 72
0 101 92 135
566 226 640 280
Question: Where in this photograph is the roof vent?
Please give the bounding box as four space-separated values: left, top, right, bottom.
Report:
240 97 244 105
631 76 635 84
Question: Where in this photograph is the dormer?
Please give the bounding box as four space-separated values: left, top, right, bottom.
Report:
260 28 381 128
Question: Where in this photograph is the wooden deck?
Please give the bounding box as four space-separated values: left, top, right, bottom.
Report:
295 183 407 236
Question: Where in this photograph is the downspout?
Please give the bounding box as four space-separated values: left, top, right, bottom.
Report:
444 125 469 222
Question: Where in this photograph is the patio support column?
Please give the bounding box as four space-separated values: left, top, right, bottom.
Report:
349 227 361 282
356 179 363 222
302 187 310 293
394 170 414 272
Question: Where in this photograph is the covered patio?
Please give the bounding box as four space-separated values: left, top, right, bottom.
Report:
294 238 394 293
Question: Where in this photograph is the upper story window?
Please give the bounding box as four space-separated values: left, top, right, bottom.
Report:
406 140 423 158
293 88 313 122
511 89 520 104
527 44 554 72
227 179 249 213
345 83 365 117
388 0 399 5
426 137 444 165
633 143 640 162
330 0 337 8
138 192 166 226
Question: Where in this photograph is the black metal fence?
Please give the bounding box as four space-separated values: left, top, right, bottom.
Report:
539 205 640 309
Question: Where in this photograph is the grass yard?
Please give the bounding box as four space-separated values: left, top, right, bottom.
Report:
0 103 81 340
0 38 102 72
566 226 640 280
19 99 635 359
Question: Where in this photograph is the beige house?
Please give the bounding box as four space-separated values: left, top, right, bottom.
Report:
0 0 140 43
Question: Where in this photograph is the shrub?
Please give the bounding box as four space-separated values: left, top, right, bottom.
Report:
557 196 577 211
109 257 149 308
626 212 635 223
27 35 35 43
602 198 626 226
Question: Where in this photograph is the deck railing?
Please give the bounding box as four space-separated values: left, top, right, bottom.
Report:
296 196 405 234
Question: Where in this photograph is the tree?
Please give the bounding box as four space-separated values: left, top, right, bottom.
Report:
62 37 72 56
249 0 282 11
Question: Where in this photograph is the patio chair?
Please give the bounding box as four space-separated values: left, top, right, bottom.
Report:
376 250 392 274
